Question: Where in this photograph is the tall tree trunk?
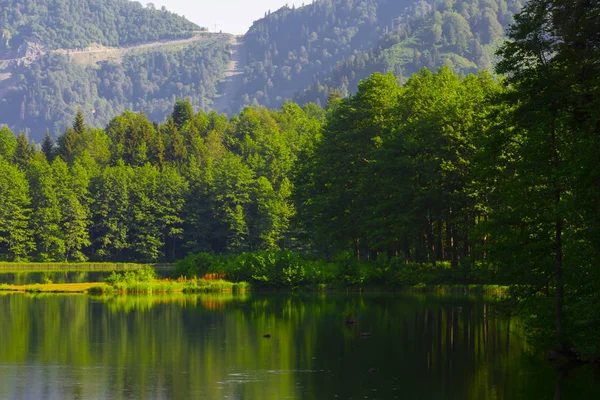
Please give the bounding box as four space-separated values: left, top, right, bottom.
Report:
551 117 564 351
555 215 564 350
427 218 435 263
436 218 443 262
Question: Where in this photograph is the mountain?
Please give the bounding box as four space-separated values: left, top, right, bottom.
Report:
0 0 200 50
0 0 231 140
226 0 522 111
0 0 522 141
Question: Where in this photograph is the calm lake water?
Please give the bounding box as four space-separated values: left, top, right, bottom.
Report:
0 293 598 400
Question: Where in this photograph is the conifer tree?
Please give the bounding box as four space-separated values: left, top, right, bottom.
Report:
73 108 86 135
41 130 55 162
13 132 33 168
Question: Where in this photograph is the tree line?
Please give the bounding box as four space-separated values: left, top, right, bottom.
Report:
0 100 323 262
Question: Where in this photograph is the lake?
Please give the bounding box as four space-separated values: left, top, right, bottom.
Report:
0 293 598 399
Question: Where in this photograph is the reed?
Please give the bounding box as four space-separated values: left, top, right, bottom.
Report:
91 279 250 294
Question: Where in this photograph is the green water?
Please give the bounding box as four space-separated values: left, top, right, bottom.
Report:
0 293 598 399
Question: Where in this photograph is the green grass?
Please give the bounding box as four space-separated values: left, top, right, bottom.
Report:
88 279 250 295
0 282 105 293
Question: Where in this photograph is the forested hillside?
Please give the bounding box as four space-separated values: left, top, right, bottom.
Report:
235 0 521 109
0 0 200 51
1 35 231 138
0 1 231 141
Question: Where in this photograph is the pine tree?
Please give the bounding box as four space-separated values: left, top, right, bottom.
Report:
54 159 91 261
492 0 600 354
91 161 131 260
27 156 65 261
58 128 78 163
73 108 86 135
41 130 55 162
172 99 193 130
13 132 33 168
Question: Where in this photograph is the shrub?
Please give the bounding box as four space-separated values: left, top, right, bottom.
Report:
105 266 157 285
175 251 484 290
174 252 221 278
333 252 368 287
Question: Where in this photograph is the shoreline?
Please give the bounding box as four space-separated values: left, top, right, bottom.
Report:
0 281 508 295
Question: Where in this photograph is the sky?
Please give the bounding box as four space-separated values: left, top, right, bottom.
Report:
147 1 307 35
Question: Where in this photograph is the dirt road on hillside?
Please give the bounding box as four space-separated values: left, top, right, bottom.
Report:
212 36 246 116
54 33 231 67
0 32 231 69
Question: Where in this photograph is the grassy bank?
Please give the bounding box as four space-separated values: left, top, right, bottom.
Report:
0 279 250 294
0 281 507 295
0 262 175 271
0 254 512 295
0 282 104 293
88 279 250 295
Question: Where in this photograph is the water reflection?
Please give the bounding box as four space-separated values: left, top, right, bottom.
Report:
0 293 598 399
0 270 171 285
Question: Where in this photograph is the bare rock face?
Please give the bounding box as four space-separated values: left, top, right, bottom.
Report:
0 41 47 69
17 41 47 66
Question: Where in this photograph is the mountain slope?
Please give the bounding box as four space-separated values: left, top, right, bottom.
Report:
0 1 230 140
0 0 523 140
0 33 231 137
231 0 522 111
0 0 201 52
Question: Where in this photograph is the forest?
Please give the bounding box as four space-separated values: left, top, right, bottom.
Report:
0 0 598 358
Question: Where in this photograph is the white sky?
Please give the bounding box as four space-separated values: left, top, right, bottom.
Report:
146 1 308 35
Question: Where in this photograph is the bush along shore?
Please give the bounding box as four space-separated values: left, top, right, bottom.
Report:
174 251 509 294
0 251 508 295
88 267 250 294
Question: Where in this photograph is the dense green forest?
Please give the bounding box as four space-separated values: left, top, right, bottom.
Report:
236 0 520 110
0 0 200 50
0 100 324 262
